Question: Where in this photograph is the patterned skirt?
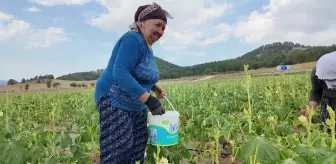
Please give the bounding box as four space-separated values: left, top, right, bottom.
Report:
319 92 336 131
97 92 148 164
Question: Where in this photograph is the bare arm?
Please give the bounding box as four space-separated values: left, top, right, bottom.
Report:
309 67 323 109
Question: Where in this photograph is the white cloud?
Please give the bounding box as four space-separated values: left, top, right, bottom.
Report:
0 20 30 41
160 44 186 51
234 0 336 46
25 27 70 49
0 12 13 21
88 0 233 53
163 57 178 63
199 23 232 46
30 0 91 6
0 12 69 48
0 12 30 41
27 6 41 12
176 51 205 57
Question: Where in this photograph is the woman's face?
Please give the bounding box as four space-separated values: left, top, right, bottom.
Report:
141 19 166 44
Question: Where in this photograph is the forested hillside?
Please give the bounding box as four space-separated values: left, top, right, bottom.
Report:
159 42 336 79
15 41 336 81
56 57 181 81
56 69 104 81
52 42 336 80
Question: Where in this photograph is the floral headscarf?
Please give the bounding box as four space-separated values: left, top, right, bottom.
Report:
129 2 173 31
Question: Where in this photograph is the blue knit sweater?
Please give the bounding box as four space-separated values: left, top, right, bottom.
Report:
94 31 159 111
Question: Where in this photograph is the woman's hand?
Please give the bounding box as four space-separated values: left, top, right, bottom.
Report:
153 84 166 99
309 101 318 110
300 101 318 117
300 108 309 117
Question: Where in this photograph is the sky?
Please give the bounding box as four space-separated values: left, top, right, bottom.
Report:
0 0 336 81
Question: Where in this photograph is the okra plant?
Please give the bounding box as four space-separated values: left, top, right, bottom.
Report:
1 67 336 164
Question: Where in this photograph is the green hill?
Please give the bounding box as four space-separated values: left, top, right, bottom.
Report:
158 42 336 79
56 57 181 81
19 41 336 82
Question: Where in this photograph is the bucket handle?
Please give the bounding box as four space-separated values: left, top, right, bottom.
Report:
163 96 176 111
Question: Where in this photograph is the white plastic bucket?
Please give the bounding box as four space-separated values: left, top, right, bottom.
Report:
147 97 179 146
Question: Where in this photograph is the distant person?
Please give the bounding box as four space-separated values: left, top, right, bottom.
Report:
304 50 336 130
94 2 173 164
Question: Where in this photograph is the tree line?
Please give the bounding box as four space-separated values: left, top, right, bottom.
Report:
158 42 336 79
6 41 336 83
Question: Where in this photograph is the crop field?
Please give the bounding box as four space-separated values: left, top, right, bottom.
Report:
1 66 336 164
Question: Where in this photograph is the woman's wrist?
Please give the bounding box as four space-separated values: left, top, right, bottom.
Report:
151 84 159 91
139 92 151 103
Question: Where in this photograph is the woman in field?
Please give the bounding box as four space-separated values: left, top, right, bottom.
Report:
306 50 336 130
94 3 173 164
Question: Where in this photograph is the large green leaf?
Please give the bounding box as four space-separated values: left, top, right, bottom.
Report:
27 143 45 162
294 144 334 164
0 140 27 164
315 150 336 164
56 131 72 149
238 136 281 163
281 156 307 164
